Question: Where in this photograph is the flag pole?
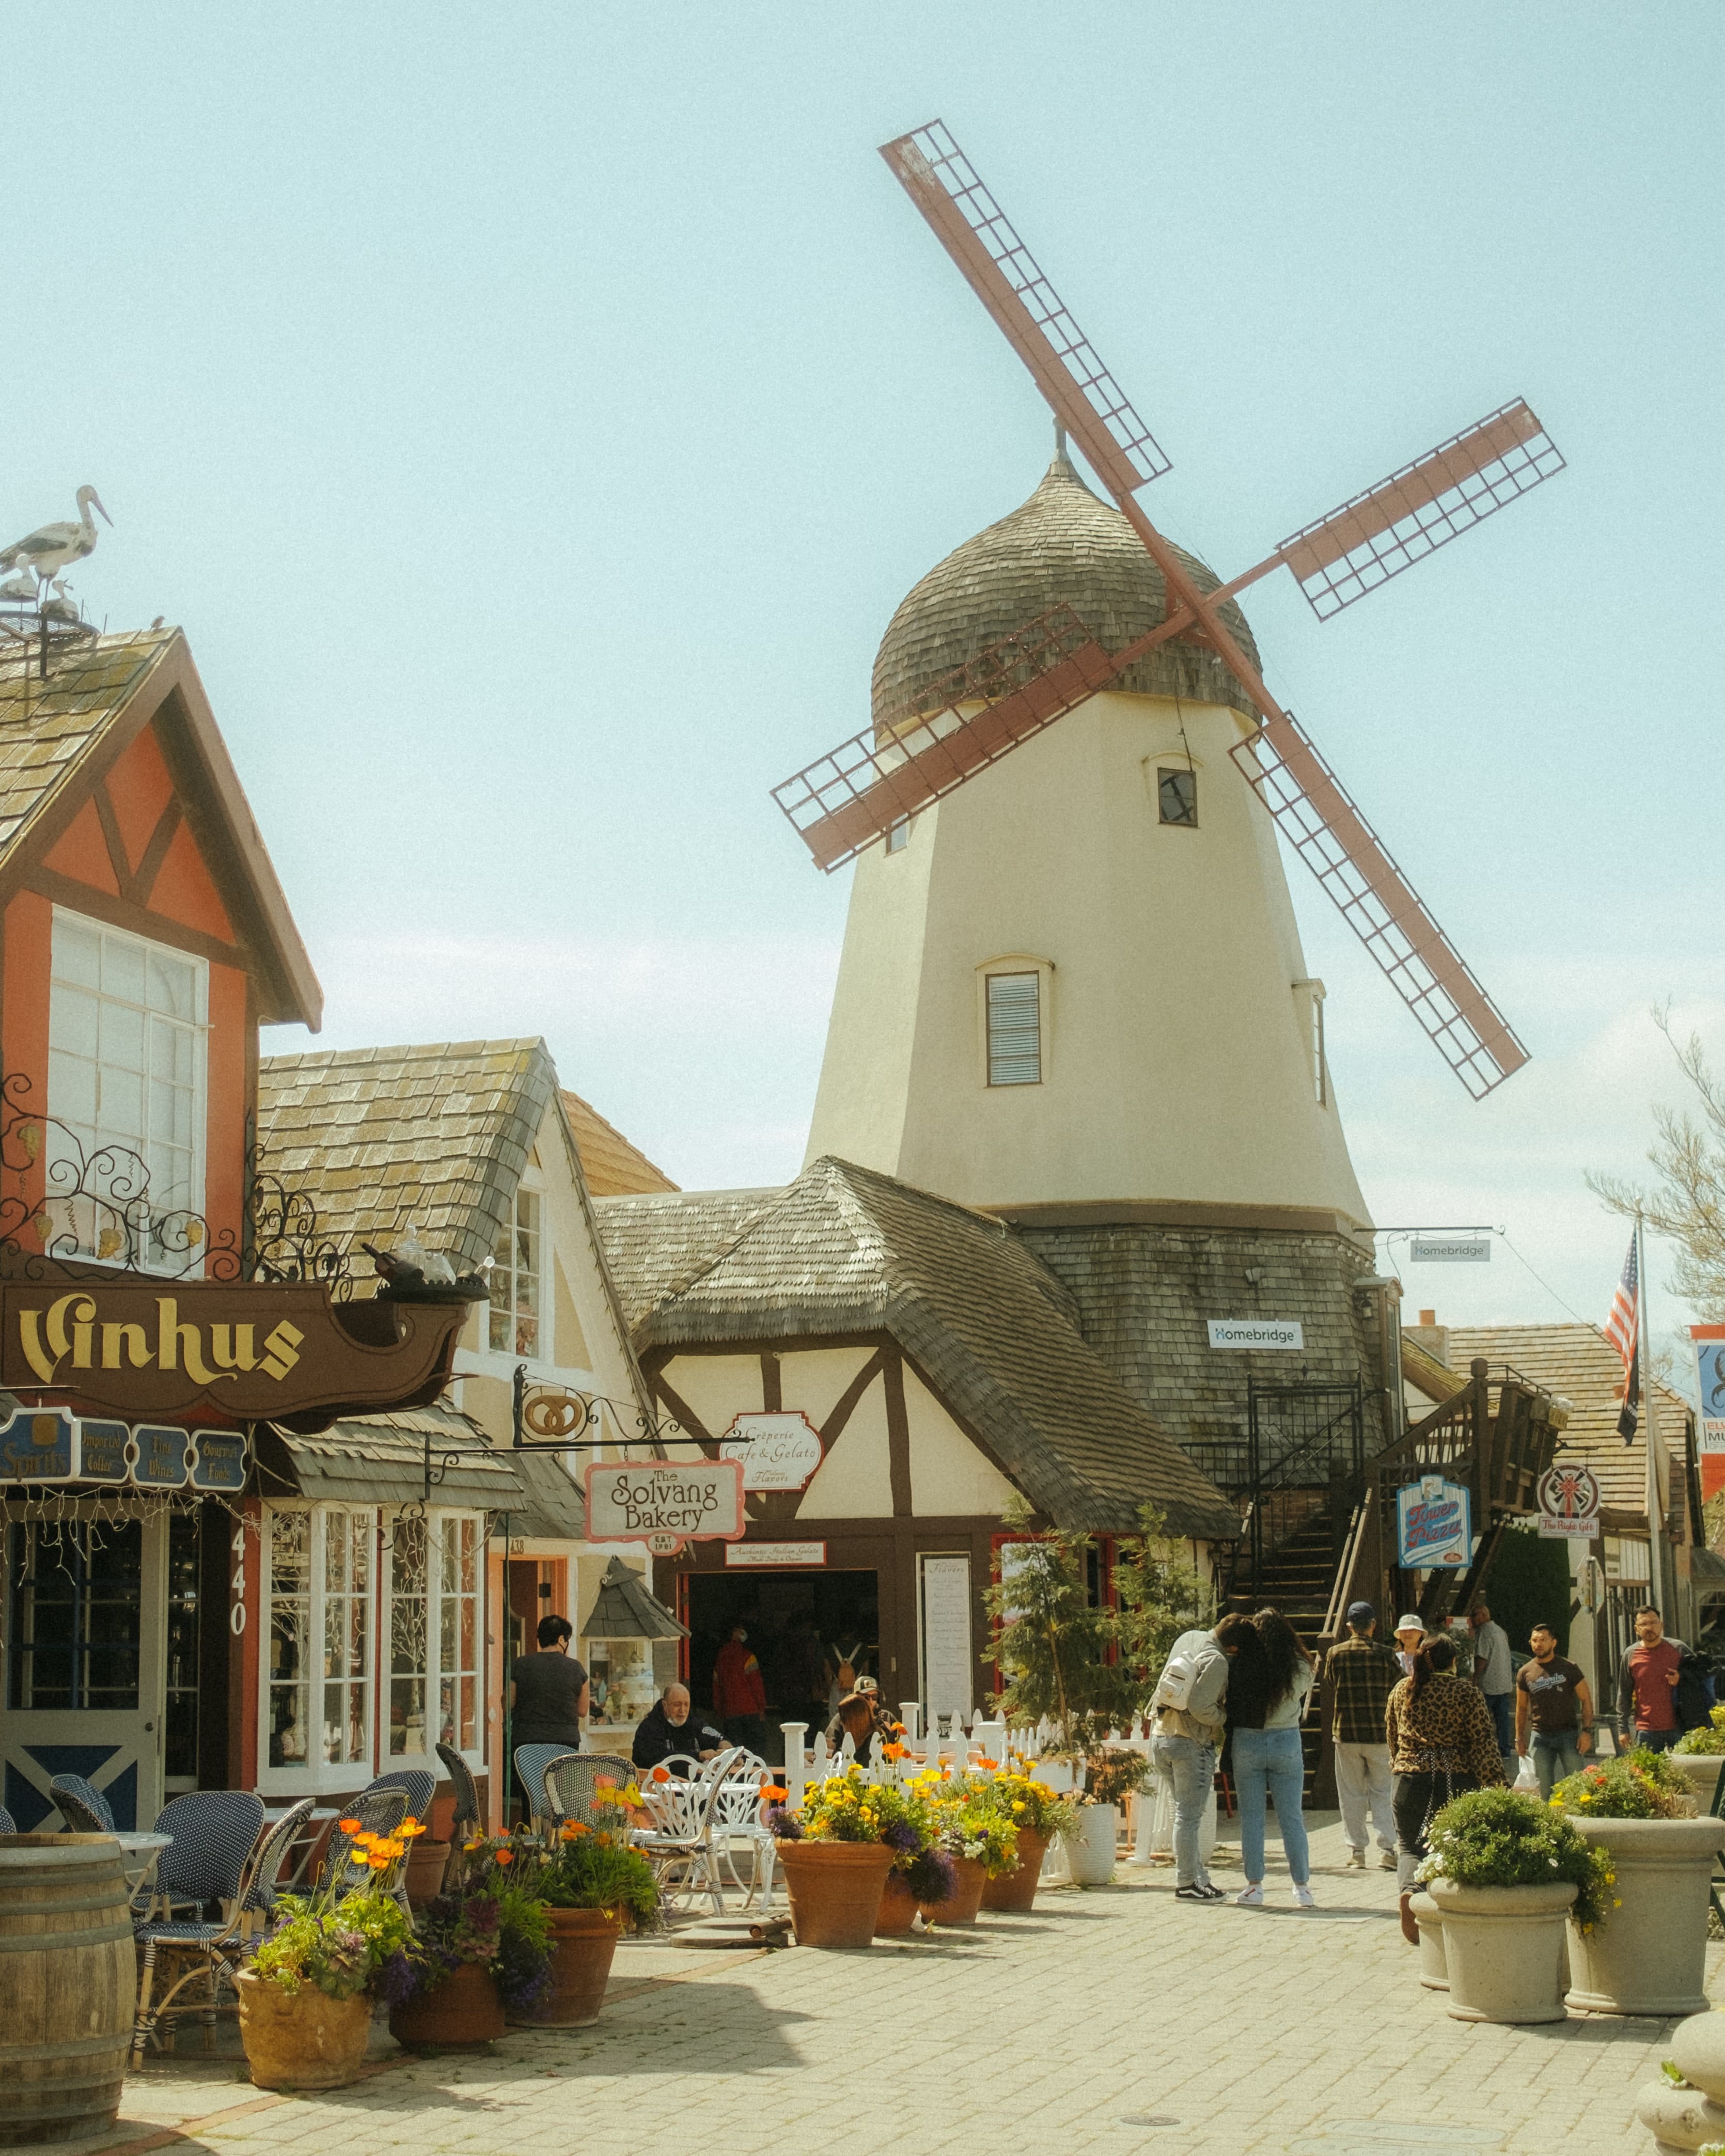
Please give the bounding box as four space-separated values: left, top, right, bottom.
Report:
1640 1211 1665 1621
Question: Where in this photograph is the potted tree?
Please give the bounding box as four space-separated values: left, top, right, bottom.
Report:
520 1782 662 2025
1417 1788 1608 2024
980 1772 1075 1911
764 1769 914 1948
1671 1704 1725 1811
386 1832 552 2048
1551 1749 1725 2016
238 1819 421 2090
1069 1748 1151 1886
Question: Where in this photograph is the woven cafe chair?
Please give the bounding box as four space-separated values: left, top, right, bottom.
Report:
0 1807 14 1834
130 1800 310 2066
513 1742 575 1833
436 1740 483 1838
631 1748 743 1917
320 1786 412 1913
139 1789 265 1922
49 1773 115 1835
362 1767 436 1822
545 1753 636 1829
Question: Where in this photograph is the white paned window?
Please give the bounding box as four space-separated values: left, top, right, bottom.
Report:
263 1506 375 1782
49 910 207 1262
886 817 911 853
985 972 1041 1087
386 1511 484 1764
489 1188 542 1357
1295 978 1327 1108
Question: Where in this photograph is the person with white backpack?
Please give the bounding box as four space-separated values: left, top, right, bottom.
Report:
1150 1612 1253 1902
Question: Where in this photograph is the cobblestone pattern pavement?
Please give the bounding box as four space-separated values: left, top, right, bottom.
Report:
104 1814 1707 2156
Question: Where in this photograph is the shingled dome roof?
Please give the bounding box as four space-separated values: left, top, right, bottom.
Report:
872 445 1262 729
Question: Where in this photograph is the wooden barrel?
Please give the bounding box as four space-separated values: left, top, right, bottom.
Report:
0 1835 137 2144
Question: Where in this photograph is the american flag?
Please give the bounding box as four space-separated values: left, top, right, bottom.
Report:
1604 1232 1639 1444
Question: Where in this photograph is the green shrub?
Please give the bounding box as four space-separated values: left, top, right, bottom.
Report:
1675 1705 1725 1757
1550 1748 1689 1819
1420 1785 1615 1931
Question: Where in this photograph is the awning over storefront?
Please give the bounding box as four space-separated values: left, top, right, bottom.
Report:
265 1400 529 1510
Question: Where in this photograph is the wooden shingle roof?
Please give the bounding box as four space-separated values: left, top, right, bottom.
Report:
258 1037 558 1273
872 448 1263 730
596 1156 1240 1539
560 1090 676 1197
1442 1321 1693 1529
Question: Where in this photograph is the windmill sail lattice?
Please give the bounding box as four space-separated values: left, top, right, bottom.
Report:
776 120 1563 1099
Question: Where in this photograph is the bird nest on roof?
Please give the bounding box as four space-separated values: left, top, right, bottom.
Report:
0 596 98 683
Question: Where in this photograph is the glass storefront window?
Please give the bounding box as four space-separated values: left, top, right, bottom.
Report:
438 1517 479 1754
267 1510 310 1768
322 1510 372 1768
264 1506 377 1779
164 1510 200 1782
6 1520 142 1709
388 1516 429 1759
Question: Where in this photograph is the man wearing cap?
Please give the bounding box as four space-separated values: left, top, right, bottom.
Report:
1392 1613 1425 1677
1321 1601 1401 1871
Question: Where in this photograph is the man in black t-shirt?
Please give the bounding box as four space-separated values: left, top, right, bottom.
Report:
1513 1621 1594 1799
509 1615 589 1811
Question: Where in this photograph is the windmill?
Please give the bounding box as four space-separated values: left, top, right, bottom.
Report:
772 121 1564 1102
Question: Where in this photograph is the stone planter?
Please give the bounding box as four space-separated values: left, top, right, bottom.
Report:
388 1961 505 2049
875 1870 919 1938
1427 1877 1575 2024
1067 1804 1118 1886
1408 1891 1447 1991
776 1840 895 1948
1565 1815 1725 2017
1634 2009 1725 2153
236 1971 372 2091
511 1907 619 2027
981 1828 1052 1912
1669 1753 1724 1813
919 1854 986 1927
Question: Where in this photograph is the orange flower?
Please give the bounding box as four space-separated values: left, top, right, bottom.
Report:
337 1817 363 1834
494 1848 514 1866
883 1743 908 1761
592 1775 617 1792
559 1821 590 1842
594 1831 612 1848
366 1854 391 1870
400 1818 427 1839
761 1785 789 1802
651 1766 671 1784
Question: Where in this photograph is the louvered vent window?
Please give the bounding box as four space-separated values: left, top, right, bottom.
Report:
986 972 1041 1087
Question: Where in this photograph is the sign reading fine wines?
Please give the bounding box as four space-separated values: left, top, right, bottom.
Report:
584 1459 745 1546
1395 1474 1472 1569
0 1408 249 1491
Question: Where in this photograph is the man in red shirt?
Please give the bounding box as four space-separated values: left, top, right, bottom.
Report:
712 1620 770 1757
1616 1606 1685 1752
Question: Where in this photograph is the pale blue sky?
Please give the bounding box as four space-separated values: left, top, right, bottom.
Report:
10 3 1722 1348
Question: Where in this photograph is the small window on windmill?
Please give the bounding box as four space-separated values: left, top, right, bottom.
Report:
1294 979 1327 1108
1157 767 1198 827
986 972 1041 1087
887 817 911 854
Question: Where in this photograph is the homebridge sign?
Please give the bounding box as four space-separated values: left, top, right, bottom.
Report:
0 1279 466 1426
584 1459 745 1548
1205 1319 1304 1351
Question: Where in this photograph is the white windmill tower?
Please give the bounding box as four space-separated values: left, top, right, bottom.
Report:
779 122 1560 1232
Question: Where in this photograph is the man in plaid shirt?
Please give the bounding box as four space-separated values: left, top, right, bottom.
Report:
1322 1600 1402 1870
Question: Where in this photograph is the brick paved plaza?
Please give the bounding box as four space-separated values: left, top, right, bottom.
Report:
104 1814 1700 2156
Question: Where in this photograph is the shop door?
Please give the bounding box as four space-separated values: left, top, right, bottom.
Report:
3 1512 168 1830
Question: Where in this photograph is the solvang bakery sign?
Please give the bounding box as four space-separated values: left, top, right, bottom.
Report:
0 1279 467 1428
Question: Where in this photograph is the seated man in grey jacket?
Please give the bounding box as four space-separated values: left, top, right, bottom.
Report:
1150 1613 1251 1902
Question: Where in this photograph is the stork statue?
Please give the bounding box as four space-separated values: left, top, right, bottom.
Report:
0 486 112 601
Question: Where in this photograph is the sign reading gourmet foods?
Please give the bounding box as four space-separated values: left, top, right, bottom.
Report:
1205 1319 1305 1351
584 1459 745 1544
0 1279 466 1429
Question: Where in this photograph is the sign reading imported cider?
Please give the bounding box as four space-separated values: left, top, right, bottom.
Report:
0 1279 466 1426
584 1459 745 1544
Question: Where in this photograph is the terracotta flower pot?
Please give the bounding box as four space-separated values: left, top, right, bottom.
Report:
920 1854 986 1927
776 1839 895 1948
405 1840 452 1909
388 1961 505 2049
236 1970 372 2091
981 1828 1050 1912
875 1871 920 1938
1428 1878 1576 2024
512 1908 619 2027
1565 1815 1725 2016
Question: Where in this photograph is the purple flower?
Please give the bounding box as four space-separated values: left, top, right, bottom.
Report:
766 1805 804 1842
904 1848 955 1905
882 1821 920 1854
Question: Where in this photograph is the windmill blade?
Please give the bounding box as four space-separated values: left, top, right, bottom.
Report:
773 606 1117 871
1276 400 1564 620
1230 711 1528 1098
880 121 1171 497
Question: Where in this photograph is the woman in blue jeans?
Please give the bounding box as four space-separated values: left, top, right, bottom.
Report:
1232 1608 1317 1909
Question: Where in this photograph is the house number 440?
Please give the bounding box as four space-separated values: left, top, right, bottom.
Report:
230 1520 248 1635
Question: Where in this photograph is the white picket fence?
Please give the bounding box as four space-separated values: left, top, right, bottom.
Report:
775 1706 1159 1811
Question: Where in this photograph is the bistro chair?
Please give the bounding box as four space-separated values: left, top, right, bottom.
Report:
320 1787 412 1914
710 1754 781 1909
240 1797 318 1933
140 1791 265 1923
513 1743 575 1833
0 1807 14 1834
49 1773 115 1835
545 1754 636 1829
631 1749 743 1918
436 1740 482 1838
361 1767 436 1824
130 1800 310 2066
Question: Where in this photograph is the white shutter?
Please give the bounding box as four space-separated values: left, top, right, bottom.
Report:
986 972 1041 1086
